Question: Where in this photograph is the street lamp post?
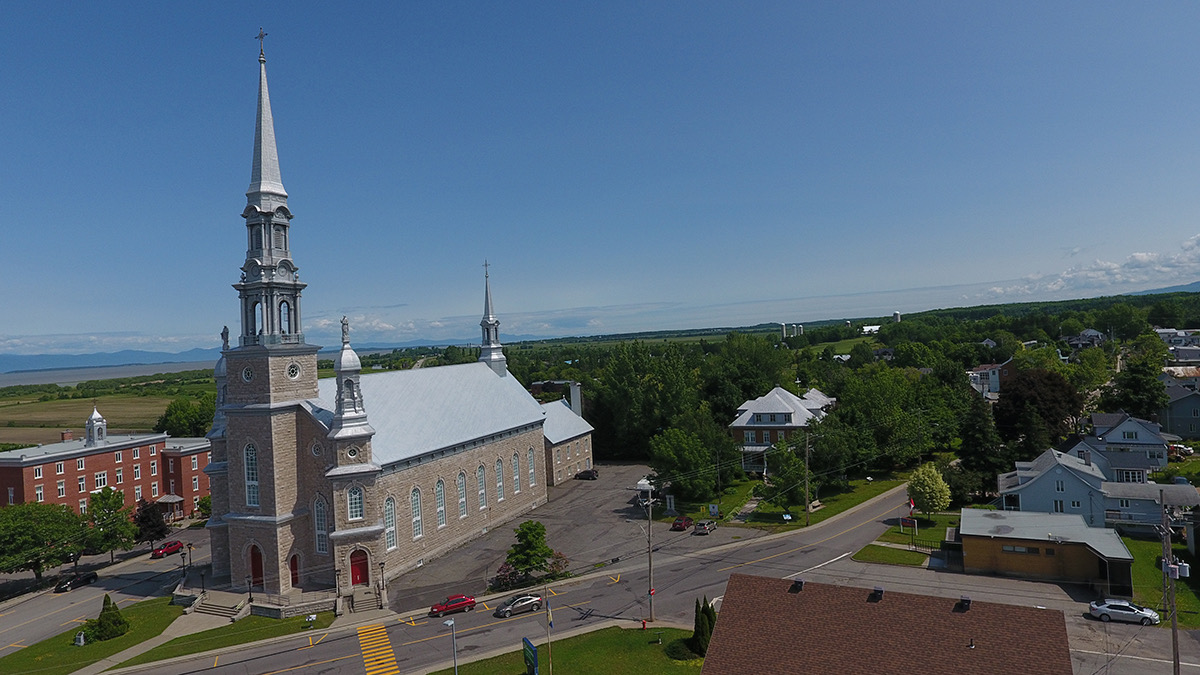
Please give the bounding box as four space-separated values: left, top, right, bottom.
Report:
199 569 205 594
246 575 253 603
180 550 187 573
187 543 194 568
443 619 458 674
378 561 385 610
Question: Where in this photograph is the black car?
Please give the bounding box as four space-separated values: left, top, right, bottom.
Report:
55 571 99 592
574 469 598 480
494 593 543 618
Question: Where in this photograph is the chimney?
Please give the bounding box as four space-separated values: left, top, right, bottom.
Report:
1082 449 1091 466
569 381 583 417
61 430 73 442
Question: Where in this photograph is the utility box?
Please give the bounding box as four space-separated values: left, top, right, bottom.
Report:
74 632 86 647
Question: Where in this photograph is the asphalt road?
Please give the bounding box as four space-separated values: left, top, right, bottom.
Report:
0 527 210 654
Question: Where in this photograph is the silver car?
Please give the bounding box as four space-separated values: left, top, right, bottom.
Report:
494 593 543 618
694 520 717 535
1088 599 1160 625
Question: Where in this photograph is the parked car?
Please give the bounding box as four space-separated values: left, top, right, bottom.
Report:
574 469 598 480
671 516 694 531
55 571 99 592
151 540 184 558
429 594 476 617
494 593 543 618
1089 599 1160 625
694 520 717 535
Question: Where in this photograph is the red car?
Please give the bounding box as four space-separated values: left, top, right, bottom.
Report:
671 516 694 531
151 540 184 558
430 594 476 617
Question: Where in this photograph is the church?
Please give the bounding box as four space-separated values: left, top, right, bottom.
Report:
204 45 557 602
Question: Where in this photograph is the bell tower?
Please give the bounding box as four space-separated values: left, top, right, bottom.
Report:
211 34 322 595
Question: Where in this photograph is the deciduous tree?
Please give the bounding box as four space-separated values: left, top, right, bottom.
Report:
0 502 85 581
88 487 137 564
907 462 951 518
505 520 554 577
134 499 170 547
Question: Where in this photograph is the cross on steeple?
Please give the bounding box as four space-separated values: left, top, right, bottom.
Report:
483 259 490 279
256 28 268 58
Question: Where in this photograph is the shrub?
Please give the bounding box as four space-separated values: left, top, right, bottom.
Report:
664 637 702 661
83 594 130 641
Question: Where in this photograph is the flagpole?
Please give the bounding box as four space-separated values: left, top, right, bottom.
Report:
545 581 553 675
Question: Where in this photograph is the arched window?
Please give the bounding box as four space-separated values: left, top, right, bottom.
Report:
384 497 396 550
348 486 364 521
244 444 259 507
279 301 291 334
512 453 521 494
477 466 487 509
314 498 328 554
496 459 505 501
411 488 423 539
528 447 536 487
435 480 446 528
457 472 467 518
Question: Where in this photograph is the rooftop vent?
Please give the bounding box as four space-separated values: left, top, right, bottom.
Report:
956 595 972 612
869 586 884 602
788 579 805 594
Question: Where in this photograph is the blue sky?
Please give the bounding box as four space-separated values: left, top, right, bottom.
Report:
4 2 1200 355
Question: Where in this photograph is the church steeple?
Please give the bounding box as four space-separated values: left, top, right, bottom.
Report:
234 34 306 348
479 261 507 376
329 317 375 440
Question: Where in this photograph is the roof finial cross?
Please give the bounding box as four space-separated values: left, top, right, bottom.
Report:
483 259 490 279
256 27 268 58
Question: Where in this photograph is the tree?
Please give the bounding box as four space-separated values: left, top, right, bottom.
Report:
505 520 554 577
690 596 715 656
88 487 137 563
0 502 85 581
196 495 212 519
649 428 714 502
957 394 1006 476
1102 354 1169 420
756 439 818 511
907 462 950 519
134 499 170 547
154 394 215 437
83 594 130 642
701 332 791 419
993 369 1082 445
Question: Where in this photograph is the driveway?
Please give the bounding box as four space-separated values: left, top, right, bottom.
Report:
386 462 769 610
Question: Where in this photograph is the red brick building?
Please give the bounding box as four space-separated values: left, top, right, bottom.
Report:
0 407 210 519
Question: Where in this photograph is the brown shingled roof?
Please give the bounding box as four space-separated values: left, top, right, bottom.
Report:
701 574 1072 675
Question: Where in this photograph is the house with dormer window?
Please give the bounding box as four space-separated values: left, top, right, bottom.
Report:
729 387 834 473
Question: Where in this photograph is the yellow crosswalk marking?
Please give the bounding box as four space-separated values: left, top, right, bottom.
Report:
356 624 400 675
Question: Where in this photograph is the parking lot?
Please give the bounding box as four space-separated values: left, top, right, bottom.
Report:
385 462 768 611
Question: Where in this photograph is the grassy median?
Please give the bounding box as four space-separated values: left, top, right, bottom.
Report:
428 626 696 675
116 611 335 668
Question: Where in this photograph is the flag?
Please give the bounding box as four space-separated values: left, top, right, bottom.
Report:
547 600 553 629
908 497 915 517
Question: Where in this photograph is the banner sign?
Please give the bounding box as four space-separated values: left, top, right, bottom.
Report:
523 637 538 675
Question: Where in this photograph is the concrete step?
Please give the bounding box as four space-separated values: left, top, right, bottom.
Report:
195 600 242 618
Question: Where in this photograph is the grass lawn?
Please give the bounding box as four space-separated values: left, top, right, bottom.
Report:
0 596 181 675
427 626 697 675
659 478 759 526
0 395 173 432
117 611 335 668
852 544 929 566
876 512 959 545
1123 536 1200 629
747 476 905 533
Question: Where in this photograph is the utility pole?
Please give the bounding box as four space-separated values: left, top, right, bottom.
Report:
804 431 811 527
544 581 553 675
1160 489 1180 675
647 497 655 622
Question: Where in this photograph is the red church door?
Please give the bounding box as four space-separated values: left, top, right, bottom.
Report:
250 545 264 588
289 555 300 587
350 550 369 586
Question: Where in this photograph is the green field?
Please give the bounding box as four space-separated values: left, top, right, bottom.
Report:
0 597 181 675
428 626 697 675
1123 536 1200 629
748 476 905 532
852 544 928 566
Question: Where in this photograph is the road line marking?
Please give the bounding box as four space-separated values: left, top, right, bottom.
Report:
60 616 87 627
258 654 358 675
481 602 490 610
607 574 620 584
548 587 559 596
356 624 399 675
786 552 852 578
213 655 218 667
718 500 902 572
1071 648 1200 668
